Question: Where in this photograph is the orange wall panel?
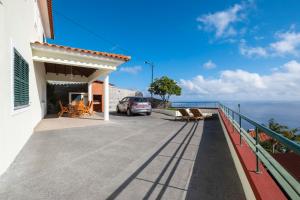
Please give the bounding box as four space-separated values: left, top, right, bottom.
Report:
92 81 104 112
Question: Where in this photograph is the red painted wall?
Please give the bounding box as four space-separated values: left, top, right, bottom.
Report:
219 109 287 200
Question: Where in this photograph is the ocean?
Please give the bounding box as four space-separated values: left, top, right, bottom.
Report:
172 101 300 131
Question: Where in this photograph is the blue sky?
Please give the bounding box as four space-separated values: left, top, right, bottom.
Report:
49 0 300 101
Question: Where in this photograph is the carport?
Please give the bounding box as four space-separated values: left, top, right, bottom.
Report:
31 42 130 120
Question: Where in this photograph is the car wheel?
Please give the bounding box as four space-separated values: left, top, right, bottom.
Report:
146 112 151 116
127 108 132 116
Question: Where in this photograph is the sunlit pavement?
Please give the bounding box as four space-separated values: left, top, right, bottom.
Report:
0 112 245 200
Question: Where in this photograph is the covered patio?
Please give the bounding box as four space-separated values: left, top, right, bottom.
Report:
31 42 130 120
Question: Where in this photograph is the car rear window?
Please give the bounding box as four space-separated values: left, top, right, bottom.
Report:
132 98 148 102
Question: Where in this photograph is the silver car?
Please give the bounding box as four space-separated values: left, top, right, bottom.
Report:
116 97 152 116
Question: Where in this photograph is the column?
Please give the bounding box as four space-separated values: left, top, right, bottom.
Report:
88 82 93 112
104 75 109 121
88 82 93 102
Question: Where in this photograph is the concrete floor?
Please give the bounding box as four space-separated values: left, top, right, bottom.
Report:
34 113 105 132
0 112 245 200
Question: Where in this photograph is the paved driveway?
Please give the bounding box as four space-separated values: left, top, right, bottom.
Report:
0 112 245 200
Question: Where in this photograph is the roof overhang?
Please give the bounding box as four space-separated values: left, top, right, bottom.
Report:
31 42 130 72
37 0 54 39
47 80 88 85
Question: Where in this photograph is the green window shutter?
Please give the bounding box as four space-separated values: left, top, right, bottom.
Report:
14 49 29 108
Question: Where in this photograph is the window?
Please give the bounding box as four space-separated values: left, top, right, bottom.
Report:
13 49 29 109
133 97 148 102
121 97 128 102
69 92 88 105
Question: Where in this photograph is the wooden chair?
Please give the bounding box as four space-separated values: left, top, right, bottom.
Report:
197 109 213 118
189 108 204 120
83 101 93 116
58 100 69 117
76 100 85 116
178 108 201 121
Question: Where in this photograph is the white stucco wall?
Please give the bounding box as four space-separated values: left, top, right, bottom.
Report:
109 86 137 111
0 0 47 175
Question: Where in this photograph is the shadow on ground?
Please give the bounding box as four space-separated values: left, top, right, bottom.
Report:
105 114 246 200
106 121 195 199
185 114 246 200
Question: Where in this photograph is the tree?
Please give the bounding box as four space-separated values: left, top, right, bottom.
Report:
148 76 181 107
135 91 143 97
262 118 299 153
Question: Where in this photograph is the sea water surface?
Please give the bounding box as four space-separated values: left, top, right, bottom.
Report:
224 101 300 130
172 101 300 130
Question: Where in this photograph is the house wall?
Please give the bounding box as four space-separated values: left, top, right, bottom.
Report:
91 81 137 112
0 0 47 175
109 86 137 111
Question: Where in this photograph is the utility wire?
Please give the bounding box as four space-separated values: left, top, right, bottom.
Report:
53 10 133 56
52 11 156 80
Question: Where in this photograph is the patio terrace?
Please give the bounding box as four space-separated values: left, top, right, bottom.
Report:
0 111 246 200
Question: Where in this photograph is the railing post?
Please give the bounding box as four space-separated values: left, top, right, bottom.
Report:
255 127 261 173
232 110 234 132
238 104 242 146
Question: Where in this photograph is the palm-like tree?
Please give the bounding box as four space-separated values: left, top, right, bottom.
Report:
266 118 299 153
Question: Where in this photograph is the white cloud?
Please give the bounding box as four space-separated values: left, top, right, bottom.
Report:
270 31 300 56
203 60 217 69
119 66 142 74
197 3 246 38
239 41 268 57
180 60 300 100
240 29 300 58
282 60 300 73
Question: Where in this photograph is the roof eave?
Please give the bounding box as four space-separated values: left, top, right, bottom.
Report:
31 42 131 62
38 0 54 39
47 0 54 39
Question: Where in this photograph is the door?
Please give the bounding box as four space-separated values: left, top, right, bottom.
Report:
119 97 128 112
93 95 102 112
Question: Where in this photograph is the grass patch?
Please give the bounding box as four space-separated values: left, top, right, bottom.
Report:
166 107 178 111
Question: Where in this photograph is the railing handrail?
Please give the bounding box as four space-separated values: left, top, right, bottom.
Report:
170 101 300 198
219 103 300 155
219 102 300 199
170 100 300 154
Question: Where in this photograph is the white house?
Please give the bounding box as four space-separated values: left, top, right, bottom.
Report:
0 0 130 175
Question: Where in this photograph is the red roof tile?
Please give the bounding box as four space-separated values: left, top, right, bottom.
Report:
32 42 131 61
249 130 272 142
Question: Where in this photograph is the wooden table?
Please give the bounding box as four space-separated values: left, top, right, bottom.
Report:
68 101 85 117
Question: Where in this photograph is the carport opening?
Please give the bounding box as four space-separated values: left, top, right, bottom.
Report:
47 81 88 114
